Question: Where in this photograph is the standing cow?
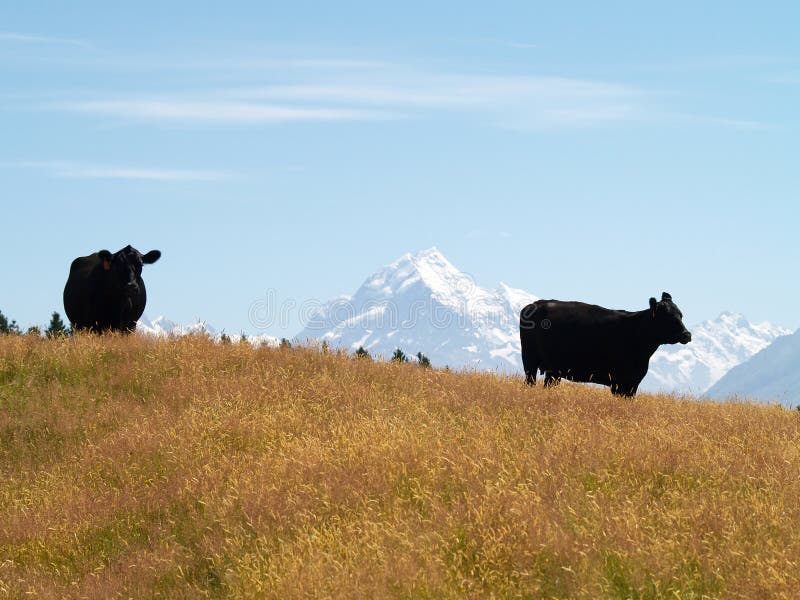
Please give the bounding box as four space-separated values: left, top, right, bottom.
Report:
63 245 161 333
519 292 691 397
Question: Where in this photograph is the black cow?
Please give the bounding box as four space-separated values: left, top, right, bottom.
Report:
63 245 161 333
519 292 691 397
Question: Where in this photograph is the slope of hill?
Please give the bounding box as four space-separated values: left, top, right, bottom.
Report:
706 328 800 406
2 334 800 597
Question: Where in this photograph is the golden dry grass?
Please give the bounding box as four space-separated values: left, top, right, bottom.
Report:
1 333 799 598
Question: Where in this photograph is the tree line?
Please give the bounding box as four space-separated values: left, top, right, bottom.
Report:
0 309 69 337
1 308 435 366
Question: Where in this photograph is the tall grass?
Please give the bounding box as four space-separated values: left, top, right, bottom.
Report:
1 333 799 598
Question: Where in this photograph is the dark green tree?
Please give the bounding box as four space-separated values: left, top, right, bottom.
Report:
45 312 69 338
239 331 248 344
354 346 371 359
391 348 408 363
416 352 431 368
219 332 231 344
280 338 292 349
0 309 20 334
26 325 41 336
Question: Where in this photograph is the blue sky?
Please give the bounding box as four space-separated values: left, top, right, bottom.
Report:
2 1 799 335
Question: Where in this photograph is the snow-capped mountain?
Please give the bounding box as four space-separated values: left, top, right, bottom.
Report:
640 312 791 394
137 314 278 346
296 248 788 392
295 247 537 371
706 329 800 406
137 314 217 337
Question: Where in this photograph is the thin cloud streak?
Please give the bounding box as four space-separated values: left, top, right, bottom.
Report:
0 31 89 47
42 55 388 72
78 74 632 131
11 161 232 181
61 100 400 123
42 65 767 131
217 75 647 128
220 84 480 107
223 75 637 106
664 113 774 131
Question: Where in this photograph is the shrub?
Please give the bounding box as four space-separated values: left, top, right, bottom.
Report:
391 348 408 363
0 309 20 334
45 311 70 338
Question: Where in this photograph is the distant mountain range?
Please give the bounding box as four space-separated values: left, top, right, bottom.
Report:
295 248 788 394
706 329 800 407
138 247 792 399
640 312 790 394
137 315 278 347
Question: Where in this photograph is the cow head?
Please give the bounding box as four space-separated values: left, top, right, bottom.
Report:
649 292 691 345
98 245 161 299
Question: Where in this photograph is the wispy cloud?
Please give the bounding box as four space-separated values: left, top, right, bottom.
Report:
10 161 231 181
35 54 770 131
55 74 643 129
484 38 538 50
664 113 774 131
60 100 399 123
219 75 647 128
72 56 388 72
220 84 478 107
449 37 538 51
0 31 88 47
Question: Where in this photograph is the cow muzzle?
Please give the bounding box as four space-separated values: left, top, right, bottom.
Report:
680 330 692 344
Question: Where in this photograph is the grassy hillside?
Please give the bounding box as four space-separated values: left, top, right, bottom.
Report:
1 334 799 598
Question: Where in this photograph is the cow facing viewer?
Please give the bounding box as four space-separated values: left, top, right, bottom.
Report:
519 292 691 397
63 245 161 333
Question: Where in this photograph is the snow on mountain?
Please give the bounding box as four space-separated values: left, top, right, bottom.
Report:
640 312 791 394
295 247 538 371
137 314 279 346
706 328 800 407
137 314 216 337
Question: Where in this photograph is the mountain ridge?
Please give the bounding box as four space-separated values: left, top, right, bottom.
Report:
296 248 787 387
706 328 800 406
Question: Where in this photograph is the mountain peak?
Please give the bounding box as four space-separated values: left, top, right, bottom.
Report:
396 246 456 275
411 245 444 261
363 247 481 306
717 311 749 327
297 247 530 370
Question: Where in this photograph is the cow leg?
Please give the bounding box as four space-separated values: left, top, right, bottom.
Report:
521 351 539 386
543 373 560 387
611 382 637 397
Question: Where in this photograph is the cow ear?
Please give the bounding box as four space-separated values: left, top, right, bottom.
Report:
661 292 672 301
649 297 657 317
142 250 161 264
98 250 112 271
